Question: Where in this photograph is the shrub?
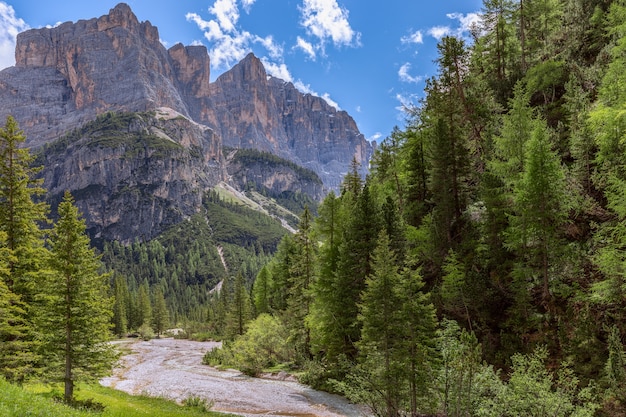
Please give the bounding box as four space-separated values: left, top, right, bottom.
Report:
203 314 293 376
182 395 213 413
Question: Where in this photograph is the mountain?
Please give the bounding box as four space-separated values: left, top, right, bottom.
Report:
0 3 372 243
0 3 371 189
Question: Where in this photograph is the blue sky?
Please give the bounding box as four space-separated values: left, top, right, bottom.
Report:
0 0 483 142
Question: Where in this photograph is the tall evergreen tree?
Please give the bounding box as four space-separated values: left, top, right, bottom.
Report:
112 275 128 337
358 231 405 417
506 122 568 315
152 287 169 336
38 191 116 403
330 184 381 361
226 272 251 338
0 116 48 295
287 206 316 361
0 116 47 383
136 280 152 329
252 265 271 315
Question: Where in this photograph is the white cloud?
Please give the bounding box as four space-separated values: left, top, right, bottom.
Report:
209 0 239 33
398 63 422 84
447 12 482 35
0 2 29 70
256 34 283 59
427 12 482 41
241 0 256 13
262 58 293 82
321 93 340 110
401 30 423 45
428 25 451 40
187 1 282 70
296 36 316 60
395 92 421 115
369 132 382 143
299 0 360 50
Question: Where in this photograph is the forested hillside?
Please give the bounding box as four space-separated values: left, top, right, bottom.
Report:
207 0 626 415
6 0 626 415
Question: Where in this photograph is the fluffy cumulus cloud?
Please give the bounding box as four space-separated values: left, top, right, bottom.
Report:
299 0 360 56
398 63 422 84
187 0 343 109
186 0 280 70
0 2 29 70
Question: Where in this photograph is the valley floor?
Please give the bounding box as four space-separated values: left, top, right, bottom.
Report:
101 338 366 417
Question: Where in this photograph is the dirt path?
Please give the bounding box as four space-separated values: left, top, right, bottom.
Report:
101 338 367 417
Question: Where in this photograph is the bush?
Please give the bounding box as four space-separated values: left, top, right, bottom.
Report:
137 323 155 341
182 395 213 413
203 314 293 376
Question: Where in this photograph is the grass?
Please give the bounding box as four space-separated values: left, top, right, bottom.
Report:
0 378 226 417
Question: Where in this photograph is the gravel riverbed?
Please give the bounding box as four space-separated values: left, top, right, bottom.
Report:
100 338 367 417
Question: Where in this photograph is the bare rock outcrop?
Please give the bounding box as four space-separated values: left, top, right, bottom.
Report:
41 109 224 244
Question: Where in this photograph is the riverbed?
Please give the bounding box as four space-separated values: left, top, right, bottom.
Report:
101 338 366 417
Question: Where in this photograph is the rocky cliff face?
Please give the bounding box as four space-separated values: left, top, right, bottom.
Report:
0 3 370 190
0 3 372 242
41 109 224 244
201 53 370 189
4 3 194 148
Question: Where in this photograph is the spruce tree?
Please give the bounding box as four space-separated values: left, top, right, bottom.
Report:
38 191 116 403
0 115 48 295
252 265 271 315
152 287 169 337
287 206 316 361
112 275 128 337
330 183 381 361
506 122 568 313
0 116 47 383
358 231 405 416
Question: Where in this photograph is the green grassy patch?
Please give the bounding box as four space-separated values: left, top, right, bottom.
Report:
0 378 226 417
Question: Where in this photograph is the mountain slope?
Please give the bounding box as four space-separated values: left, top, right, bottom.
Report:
1 2 371 191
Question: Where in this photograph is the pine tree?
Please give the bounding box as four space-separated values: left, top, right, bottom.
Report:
0 116 47 383
287 206 316 361
252 265 271 315
506 121 568 312
38 191 116 403
330 183 381 361
152 287 169 336
225 272 251 338
112 275 128 337
137 280 152 329
0 115 48 295
358 231 405 417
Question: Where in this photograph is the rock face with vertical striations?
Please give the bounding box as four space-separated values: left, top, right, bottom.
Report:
0 3 372 241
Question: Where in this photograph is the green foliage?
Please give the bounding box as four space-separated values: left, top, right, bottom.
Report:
0 116 47 382
203 314 292 376
182 395 214 413
0 378 226 417
46 111 184 159
38 191 117 403
231 147 323 186
480 347 598 417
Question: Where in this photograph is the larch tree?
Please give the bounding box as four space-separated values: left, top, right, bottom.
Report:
38 191 116 404
505 122 568 316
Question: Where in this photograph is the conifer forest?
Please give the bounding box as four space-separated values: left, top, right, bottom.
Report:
7 0 626 416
